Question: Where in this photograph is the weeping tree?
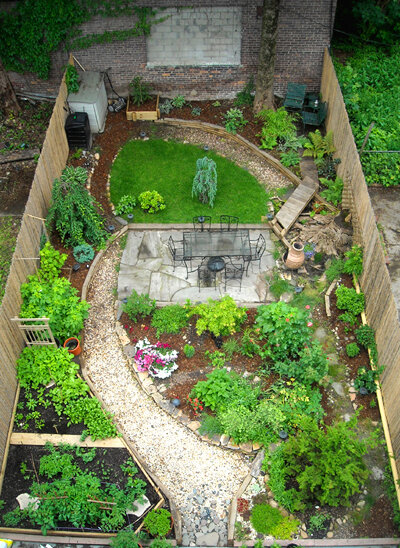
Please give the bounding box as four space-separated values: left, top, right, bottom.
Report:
192 157 218 208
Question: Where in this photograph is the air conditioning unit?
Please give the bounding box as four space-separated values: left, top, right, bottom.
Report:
67 71 108 134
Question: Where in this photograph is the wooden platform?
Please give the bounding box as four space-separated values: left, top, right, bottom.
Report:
10 432 125 447
269 176 318 242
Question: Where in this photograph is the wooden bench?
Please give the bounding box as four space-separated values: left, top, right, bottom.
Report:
269 176 319 243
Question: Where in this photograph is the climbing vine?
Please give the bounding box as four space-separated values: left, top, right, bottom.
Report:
0 0 167 79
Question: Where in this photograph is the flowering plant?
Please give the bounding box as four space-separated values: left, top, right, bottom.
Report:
134 338 178 379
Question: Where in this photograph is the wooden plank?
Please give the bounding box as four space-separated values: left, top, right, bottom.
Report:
10 433 125 448
0 148 40 165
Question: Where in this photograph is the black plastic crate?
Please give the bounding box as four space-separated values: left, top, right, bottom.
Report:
65 112 92 149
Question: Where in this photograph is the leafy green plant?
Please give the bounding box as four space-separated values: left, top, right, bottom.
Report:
303 130 336 166
212 100 221 107
73 243 95 263
189 296 247 337
266 413 379 511
46 166 107 247
111 530 144 548
280 150 300 167
65 64 79 93
32 242 67 283
171 95 186 108
205 350 226 369
20 276 90 341
114 194 137 216
138 190 166 213
257 107 298 150
318 154 341 179
319 176 343 206
325 257 345 282
250 503 299 539
129 76 151 106
346 342 360 357
335 284 365 316
354 365 384 393
240 327 261 357
149 540 172 548
308 512 331 534
159 99 173 115
268 271 294 299
192 156 218 207
142 508 172 537
355 324 378 365
183 344 195 358
234 76 255 107
221 338 241 359
123 289 156 322
191 106 202 116
344 244 363 276
198 414 224 436
223 108 248 134
151 304 188 337
273 340 328 385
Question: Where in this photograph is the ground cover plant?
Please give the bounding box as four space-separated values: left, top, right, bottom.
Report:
0 216 21 304
109 139 266 223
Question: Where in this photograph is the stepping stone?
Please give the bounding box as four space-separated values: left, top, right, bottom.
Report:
126 495 151 517
16 493 39 510
195 532 220 546
332 382 344 396
121 231 143 266
138 231 164 259
149 271 191 302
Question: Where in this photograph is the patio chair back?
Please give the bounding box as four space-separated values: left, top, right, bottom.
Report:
283 82 307 110
219 215 239 231
224 262 244 291
168 236 184 270
245 234 266 273
301 101 328 128
193 215 212 232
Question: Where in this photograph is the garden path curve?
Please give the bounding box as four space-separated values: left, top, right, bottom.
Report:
83 243 250 547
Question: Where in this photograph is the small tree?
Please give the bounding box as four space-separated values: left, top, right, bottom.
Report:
192 157 217 207
46 166 107 247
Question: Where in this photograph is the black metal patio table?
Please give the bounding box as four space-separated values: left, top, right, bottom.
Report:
182 229 251 278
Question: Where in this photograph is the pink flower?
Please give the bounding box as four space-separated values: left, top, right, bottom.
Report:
124 324 128 329
143 326 149 331
305 305 310 310
307 322 313 327
285 318 290 322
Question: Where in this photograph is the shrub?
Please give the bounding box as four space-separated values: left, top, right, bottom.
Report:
111 531 143 548
234 76 255 107
280 150 300 167
266 414 379 511
114 194 137 216
151 304 188 337
20 277 90 341
319 176 343 206
257 107 298 150
346 342 360 357
33 242 67 283
189 296 247 337
138 190 166 213
129 76 151 106
223 108 248 134
273 340 328 385
250 503 299 539
356 324 376 350
123 289 156 322
325 257 345 282
354 365 384 393
183 344 195 358
142 508 172 537
343 244 363 276
192 156 218 207
171 95 186 108
335 284 365 316
65 65 79 94
73 243 95 263
46 166 107 247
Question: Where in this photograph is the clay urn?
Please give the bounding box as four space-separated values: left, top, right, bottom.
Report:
284 242 305 270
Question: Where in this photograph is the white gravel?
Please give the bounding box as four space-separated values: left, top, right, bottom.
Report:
83 244 250 542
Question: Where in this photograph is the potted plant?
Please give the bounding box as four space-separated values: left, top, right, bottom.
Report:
143 508 173 538
126 76 160 121
63 336 82 356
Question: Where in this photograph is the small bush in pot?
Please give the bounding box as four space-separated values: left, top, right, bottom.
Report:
143 508 172 538
73 243 95 263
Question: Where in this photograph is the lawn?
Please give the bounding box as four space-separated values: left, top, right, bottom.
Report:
109 139 268 223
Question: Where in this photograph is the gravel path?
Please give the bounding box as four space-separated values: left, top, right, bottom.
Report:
83 244 250 546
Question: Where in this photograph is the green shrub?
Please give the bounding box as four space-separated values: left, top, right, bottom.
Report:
325 257 345 282
319 176 343 206
123 289 156 322
280 150 300 167
142 508 172 537
223 108 248 134
17 345 77 389
343 244 363 277
273 340 328 385
354 365 384 393
205 350 226 369
171 95 186 108
46 166 107 247
234 76 255 107
111 531 143 548
129 76 151 106
221 338 241 359
65 65 79 94
73 243 95 263
183 344 195 358
189 296 247 337
192 156 218 207
33 242 67 283
114 194 137 216
346 342 360 357
151 304 188 337
355 324 376 354
198 414 224 436
138 190 166 213
250 504 299 539
266 414 379 511
20 277 90 341
257 107 298 150
335 284 365 316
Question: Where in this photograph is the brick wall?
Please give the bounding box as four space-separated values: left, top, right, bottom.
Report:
5 0 337 100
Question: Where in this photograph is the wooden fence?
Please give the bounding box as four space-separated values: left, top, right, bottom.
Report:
0 76 69 473
321 49 400 474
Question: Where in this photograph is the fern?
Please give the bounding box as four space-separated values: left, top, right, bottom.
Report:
303 130 336 164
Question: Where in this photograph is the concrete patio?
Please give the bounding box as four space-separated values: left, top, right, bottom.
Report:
117 225 276 305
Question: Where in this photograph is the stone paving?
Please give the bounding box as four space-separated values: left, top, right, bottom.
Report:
117 226 276 306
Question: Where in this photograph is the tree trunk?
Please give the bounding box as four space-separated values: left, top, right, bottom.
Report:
0 57 20 115
253 0 280 114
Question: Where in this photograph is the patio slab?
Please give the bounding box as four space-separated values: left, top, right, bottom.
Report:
117 226 275 305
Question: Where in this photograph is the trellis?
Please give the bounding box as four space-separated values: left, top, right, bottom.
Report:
10 317 57 347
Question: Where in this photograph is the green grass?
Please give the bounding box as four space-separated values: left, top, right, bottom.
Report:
0 216 21 304
109 139 267 223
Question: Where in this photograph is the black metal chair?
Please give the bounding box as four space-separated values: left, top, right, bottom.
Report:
219 215 239 231
224 262 244 291
244 234 266 274
193 215 211 232
197 264 217 291
167 236 185 271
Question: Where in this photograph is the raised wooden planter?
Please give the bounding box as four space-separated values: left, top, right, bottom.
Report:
126 94 160 121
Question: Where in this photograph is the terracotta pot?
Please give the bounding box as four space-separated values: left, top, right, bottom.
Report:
63 337 82 356
284 242 305 270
